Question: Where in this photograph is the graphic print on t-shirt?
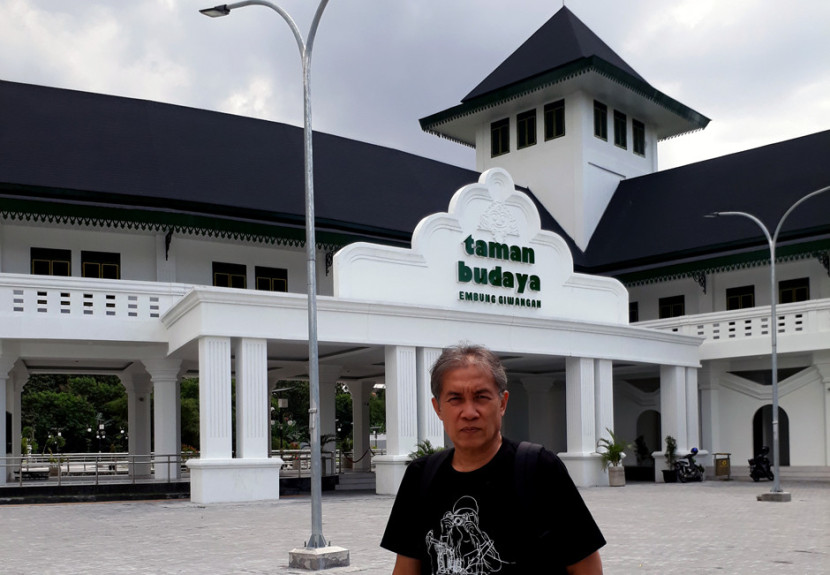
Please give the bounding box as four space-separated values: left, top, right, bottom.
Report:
425 495 512 574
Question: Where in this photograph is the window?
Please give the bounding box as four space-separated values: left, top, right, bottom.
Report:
633 119 645 156
490 118 510 157
516 109 536 149
658 295 685 319
613 110 627 148
31 248 71 276
593 101 607 140
779 278 809 303
81 251 121 279
629 301 639 323
213 262 246 289
726 285 755 310
544 100 565 140
255 266 288 292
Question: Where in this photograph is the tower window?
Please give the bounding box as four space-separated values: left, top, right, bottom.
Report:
31 248 71 276
491 118 510 157
629 301 639 323
593 101 607 140
779 278 809 303
516 109 536 149
614 110 627 149
81 251 121 279
658 295 685 319
213 262 246 289
726 285 755 310
255 266 288 292
633 119 645 156
544 100 565 140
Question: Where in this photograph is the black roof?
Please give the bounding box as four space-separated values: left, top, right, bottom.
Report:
1 80 828 280
0 79 572 248
584 130 830 273
464 6 645 101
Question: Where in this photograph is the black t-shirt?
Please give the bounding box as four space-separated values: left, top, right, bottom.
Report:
381 439 605 574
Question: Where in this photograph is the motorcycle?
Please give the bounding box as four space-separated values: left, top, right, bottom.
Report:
674 447 704 482
748 446 774 482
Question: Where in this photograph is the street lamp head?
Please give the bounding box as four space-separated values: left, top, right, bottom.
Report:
704 212 721 219
200 5 231 17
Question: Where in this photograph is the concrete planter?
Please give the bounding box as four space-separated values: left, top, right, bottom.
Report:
608 466 626 487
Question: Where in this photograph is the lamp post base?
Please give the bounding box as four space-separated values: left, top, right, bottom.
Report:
289 546 350 570
757 491 791 502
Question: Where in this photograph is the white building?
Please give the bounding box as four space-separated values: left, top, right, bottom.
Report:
1 7 828 502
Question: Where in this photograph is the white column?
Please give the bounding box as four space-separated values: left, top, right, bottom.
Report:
349 381 374 472
375 345 418 495
814 352 830 466
0 355 15 485
234 339 268 459
594 359 614 444
560 357 603 487
416 347 444 448
698 362 722 455
196 337 232 460
521 377 554 448
318 364 341 476
121 371 153 478
10 365 26 478
188 338 281 504
685 367 700 450
660 365 688 450
143 358 182 481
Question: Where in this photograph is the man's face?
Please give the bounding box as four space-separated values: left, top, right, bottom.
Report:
432 363 508 456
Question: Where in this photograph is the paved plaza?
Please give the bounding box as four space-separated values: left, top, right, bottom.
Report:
1 479 827 574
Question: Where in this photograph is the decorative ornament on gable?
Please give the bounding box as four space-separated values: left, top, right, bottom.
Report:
479 202 520 243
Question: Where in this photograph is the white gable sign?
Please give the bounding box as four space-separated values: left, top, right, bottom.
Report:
334 169 628 323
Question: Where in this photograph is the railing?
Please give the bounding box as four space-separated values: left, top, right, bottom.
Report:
637 298 830 342
1 273 189 321
3 452 196 487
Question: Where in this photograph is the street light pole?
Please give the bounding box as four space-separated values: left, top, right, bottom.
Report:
200 0 333 554
707 184 830 497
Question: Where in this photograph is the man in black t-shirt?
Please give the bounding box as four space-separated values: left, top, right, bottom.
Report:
381 344 605 574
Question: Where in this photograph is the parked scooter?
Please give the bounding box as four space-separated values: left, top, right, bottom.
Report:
675 447 704 482
748 446 774 482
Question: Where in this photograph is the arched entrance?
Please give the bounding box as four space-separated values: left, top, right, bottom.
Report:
753 405 789 466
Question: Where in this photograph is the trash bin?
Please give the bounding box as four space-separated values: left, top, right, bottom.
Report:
714 453 731 480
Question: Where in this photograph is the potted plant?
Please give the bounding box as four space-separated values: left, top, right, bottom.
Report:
663 435 678 483
596 428 630 487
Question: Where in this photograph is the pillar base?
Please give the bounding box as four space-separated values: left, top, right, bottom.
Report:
557 452 605 487
187 458 283 504
757 491 792 502
289 546 350 570
373 454 411 495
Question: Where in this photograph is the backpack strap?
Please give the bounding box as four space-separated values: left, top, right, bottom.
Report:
419 447 454 500
515 441 544 541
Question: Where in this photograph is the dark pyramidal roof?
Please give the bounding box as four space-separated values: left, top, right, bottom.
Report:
464 6 645 101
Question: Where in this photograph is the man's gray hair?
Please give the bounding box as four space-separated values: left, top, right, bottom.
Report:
430 343 507 400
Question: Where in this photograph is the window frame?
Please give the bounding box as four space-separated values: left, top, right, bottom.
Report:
633 119 645 156
255 266 288 292
516 109 537 150
658 295 685 319
212 261 247 289
81 250 121 280
593 101 608 141
613 110 627 149
779 277 809 304
490 118 510 157
31 247 71 277
726 285 755 310
544 99 565 141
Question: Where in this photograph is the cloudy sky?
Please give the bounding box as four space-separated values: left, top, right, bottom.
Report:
2 0 828 171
